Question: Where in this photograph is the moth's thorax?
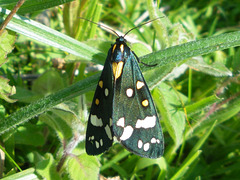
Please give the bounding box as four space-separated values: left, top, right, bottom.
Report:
111 36 130 80
111 36 130 63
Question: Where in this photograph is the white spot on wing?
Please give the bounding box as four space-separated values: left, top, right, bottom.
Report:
135 116 156 129
151 137 157 143
157 139 160 143
105 125 112 140
138 140 143 149
143 143 150 151
88 136 94 141
117 117 125 127
100 139 103 146
126 88 133 97
136 81 144 89
109 118 113 126
95 141 99 149
91 115 103 127
120 126 133 141
105 88 109 97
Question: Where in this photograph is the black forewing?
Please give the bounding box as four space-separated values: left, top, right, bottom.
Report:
112 51 164 158
85 51 114 155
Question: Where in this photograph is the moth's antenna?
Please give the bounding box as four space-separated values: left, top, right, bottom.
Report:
123 16 165 37
79 17 120 37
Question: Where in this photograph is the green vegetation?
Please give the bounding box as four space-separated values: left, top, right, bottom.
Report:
0 0 240 179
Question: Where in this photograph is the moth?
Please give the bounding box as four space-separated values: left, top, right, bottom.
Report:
85 19 164 158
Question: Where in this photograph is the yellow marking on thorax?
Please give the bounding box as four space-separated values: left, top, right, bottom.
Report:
112 44 117 53
112 61 124 80
120 44 124 53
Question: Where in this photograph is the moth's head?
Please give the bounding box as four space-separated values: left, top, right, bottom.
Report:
116 36 127 44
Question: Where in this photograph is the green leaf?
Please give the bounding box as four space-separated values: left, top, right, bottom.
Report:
35 153 61 180
184 121 217 165
172 121 217 179
42 112 73 140
110 10 148 43
0 30 16 66
232 48 240 72
0 76 16 103
140 31 240 72
0 0 75 14
0 73 99 135
0 7 105 64
11 86 42 103
153 83 187 145
77 0 99 41
147 0 171 48
15 124 45 146
88 4 102 39
168 23 195 46
0 104 5 120
12 70 66 103
188 97 240 138
186 57 232 77
143 63 178 89
39 104 82 140
0 168 38 180
171 150 202 179
100 150 130 171
135 157 165 172
185 95 220 115
131 42 151 57
67 153 100 180
32 70 65 96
